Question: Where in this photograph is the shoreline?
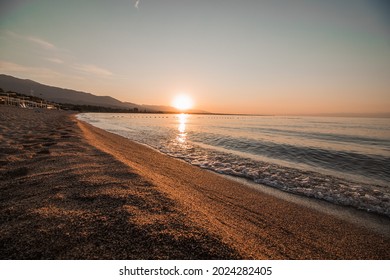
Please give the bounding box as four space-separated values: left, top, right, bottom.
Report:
78 112 390 232
222 174 390 236
77 114 390 258
77 112 390 217
79 113 390 236
1 106 389 259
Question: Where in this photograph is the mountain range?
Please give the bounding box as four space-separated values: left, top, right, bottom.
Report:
0 74 207 113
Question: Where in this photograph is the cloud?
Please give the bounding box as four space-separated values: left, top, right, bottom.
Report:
2 31 112 79
4 30 21 38
4 30 57 50
0 60 67 80
73 64 113 77
0 60 95 98
46 58 64 64
0 61 31 73
135 0 140 9
27 36 56 50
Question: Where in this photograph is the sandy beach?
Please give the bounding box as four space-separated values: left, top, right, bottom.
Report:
0 106 389 259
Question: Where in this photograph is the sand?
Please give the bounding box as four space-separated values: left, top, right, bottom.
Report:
0 106 389 259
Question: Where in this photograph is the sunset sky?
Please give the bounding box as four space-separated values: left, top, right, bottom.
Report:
1 0 389 115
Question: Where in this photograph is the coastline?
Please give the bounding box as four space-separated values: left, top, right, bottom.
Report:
1 106 389 259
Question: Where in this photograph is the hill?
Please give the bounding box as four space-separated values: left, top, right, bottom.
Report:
0 74 141 110
0 74 208 113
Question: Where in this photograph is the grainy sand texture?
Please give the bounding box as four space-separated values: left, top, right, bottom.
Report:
0 106 389 259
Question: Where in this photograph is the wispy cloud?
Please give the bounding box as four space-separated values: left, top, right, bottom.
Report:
135 0 140 9
45 57 64 64
0 61 32 73
4 30 21 39
0 60 69 80
3 31 113 79
0 60 87 91
4 30 57 50
27 36 56 50
73 64 113 77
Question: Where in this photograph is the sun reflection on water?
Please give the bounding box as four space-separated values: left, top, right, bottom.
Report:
177 113 187 143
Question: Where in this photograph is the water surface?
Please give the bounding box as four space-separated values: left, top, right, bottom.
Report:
78 113 390 216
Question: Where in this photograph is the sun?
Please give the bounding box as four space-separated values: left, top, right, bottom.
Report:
172 95 193 111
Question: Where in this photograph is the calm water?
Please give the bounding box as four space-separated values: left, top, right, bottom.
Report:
78 113 390 216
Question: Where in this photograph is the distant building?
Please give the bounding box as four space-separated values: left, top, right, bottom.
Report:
0 92 58 109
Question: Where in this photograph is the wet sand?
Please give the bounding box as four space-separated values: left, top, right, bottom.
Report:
1 106 389 259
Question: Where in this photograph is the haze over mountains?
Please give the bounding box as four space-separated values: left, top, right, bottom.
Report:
0 74 207 113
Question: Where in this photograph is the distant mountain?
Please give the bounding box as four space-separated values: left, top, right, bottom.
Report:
0 74 141 110
0 74 207 113
0 74 208 113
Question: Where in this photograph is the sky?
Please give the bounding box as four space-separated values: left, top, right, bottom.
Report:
0 0 389 115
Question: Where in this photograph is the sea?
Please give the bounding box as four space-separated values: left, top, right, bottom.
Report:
77 113 390 217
